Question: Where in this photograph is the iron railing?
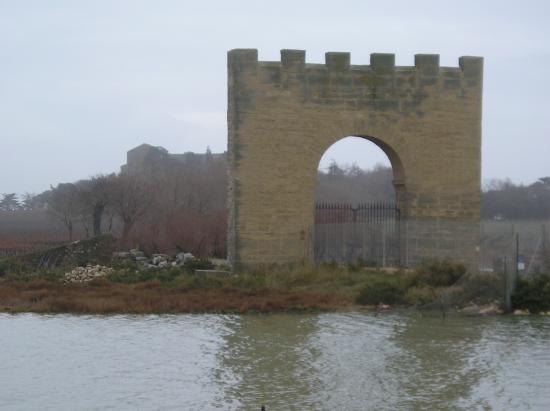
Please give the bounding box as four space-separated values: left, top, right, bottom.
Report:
314 202 401 266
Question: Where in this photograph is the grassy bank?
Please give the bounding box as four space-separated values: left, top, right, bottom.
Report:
0 265 377 314
0 259 514 314
0 279 351 314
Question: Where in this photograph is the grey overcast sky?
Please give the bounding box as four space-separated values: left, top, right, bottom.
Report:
1 0 549 194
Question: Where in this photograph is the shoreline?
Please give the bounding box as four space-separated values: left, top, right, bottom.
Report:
2 254 547 315
1 279 535 316
0 279 357 315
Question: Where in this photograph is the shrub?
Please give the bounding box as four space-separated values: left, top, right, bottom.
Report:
39 269 66 283
107 269 154 284
405 259 467 288
0 257 26 277
512 274 550 313
110 259 138 271
156 268 182 283
183 258 215 273
107 266 185 285
346 257 368 272
459 272 502 305
405 286 439 306
355 278 404 305
180 273 225 289
125 209 227 258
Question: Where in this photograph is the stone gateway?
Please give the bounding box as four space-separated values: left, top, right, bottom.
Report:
227 49 483 271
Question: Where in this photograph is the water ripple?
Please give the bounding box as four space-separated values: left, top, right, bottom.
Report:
1 312 549 410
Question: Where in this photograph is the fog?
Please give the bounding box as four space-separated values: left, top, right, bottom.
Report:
1 0 549 194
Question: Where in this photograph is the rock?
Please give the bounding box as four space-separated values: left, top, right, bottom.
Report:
175 252 194 265
377 303 391 311
64 264 113 283
479 303 503 316
513 309 530 315
129 249 145 258
157 261 170 269
461 303 480 316
210 258 229 268
135 256 148 262
152 254 169 265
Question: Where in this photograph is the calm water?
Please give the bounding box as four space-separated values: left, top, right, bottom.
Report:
1 312 549 410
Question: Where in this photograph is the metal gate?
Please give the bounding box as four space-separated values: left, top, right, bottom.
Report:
314 203 401 266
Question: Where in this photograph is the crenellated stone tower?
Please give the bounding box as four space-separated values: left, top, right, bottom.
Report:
227 49 483 271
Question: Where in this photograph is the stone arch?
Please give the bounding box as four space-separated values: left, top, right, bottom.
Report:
227 49 483 270
315 134 407 212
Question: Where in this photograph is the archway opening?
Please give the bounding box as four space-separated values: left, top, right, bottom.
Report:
314 136 405 267
316 136 395 205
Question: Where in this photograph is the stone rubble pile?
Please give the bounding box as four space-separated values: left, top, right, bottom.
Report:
64 265 114 283
461 302 504 316
112 249 197 269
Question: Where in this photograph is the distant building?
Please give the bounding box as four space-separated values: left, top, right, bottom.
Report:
121 143 226 175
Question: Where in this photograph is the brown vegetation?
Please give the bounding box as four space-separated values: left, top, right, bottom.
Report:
39 149 228 257
0 280 350 314
0 259 506 314
0 233 67 257
0 210 68 257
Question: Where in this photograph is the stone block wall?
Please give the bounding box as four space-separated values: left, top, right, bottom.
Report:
227 49 483 270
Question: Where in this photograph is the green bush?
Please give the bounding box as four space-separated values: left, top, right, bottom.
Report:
107 269 155 284
405 286 439 305
0 257 27 278
183 258 215 273
110 259 138 271
180 273 225 289
156 268 182 283
355 278 404 305
512 274 550 313
346 258 369 272
107 266 185 285
405 259 467 288
459 272 502 305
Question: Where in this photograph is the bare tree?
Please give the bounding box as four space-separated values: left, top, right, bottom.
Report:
47 183 80 241
108 174 154 242
28 146 229 256
75 174 114 236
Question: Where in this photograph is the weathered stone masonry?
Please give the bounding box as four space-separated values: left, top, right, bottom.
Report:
228 49 483 270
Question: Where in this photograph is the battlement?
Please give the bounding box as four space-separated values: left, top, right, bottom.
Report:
228 49 483 90
229 48 482 73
